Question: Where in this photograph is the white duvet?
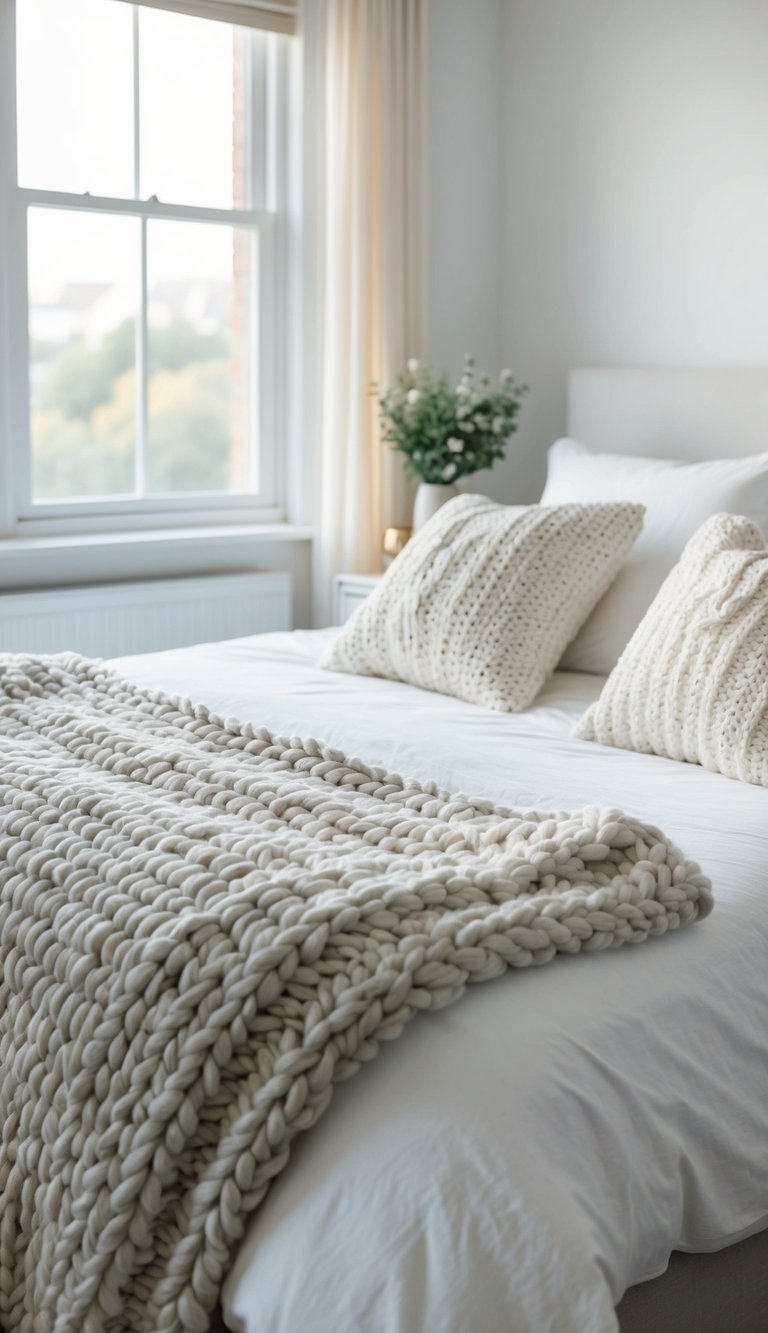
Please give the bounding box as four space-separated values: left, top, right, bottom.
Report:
113 629 768 1333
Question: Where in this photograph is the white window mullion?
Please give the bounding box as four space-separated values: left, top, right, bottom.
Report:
261 31 291 511
246 34 267 212
265 32 282 212
7 201 32 525
0 0 33 533
254 219 272 498
137 216 149 498
133 7 148 499
0 0 20 534
132 5 141 199
15 187 270 231
241 32 281 503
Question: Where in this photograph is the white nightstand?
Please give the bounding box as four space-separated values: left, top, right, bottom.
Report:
333 573 382 624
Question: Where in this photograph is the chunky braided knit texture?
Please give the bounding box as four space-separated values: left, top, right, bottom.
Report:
321 495 645 711
0 654 712 1333
575 513 768 786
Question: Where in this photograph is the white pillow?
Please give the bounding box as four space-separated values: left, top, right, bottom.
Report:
321 493 644 712
540 437 768 675
575 513 768 787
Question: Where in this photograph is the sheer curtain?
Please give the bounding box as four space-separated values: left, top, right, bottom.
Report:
302 0 426 625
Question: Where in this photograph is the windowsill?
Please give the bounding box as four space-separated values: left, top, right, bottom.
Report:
0 522 313 554
0 523 313 591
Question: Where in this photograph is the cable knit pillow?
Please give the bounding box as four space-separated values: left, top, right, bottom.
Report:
575 513 768 785
321 494 644 712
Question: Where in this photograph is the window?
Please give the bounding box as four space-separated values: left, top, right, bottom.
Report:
0 0 292 528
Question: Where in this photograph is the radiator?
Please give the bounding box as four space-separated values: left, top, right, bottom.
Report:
0 572 292 658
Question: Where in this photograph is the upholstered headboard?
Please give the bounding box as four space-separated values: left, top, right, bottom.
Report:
568 368 768 460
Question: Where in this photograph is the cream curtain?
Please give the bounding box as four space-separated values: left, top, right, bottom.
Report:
303 0 427 625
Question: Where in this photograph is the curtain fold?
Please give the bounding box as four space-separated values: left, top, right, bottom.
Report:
303 0 426 625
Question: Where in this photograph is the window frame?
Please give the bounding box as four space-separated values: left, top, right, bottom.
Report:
0 0 292 535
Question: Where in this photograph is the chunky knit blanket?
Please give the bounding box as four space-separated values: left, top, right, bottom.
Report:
0 654 713 1333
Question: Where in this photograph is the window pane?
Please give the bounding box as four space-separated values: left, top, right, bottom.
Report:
146 220 254 495
139 9 242 209
28 208 139 501
16 0 134 197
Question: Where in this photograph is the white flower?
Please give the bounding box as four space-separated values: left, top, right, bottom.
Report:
492 416 504 434
447 437 464 453
407 357 419 374
442 462 457 481
456 403 470 419
407 388 420 406
500 368 513 384
462 422 475 433
456 383 469 397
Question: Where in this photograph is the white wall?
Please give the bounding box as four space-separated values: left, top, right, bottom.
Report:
425 0 504 377
493 0 768 503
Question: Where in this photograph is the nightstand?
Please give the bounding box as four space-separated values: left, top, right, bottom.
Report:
333 573 382 624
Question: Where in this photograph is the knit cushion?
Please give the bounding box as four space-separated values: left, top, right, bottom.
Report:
321 495 645 712
575 513 768 785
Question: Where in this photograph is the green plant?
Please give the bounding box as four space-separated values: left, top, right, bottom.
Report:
374 355 527 484
30 317 233 499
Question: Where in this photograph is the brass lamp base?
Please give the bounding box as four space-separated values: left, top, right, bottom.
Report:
381 526 412 568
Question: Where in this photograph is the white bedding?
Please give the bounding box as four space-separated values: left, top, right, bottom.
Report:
113 629 768 1333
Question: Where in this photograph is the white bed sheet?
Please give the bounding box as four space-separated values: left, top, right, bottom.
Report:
113 630 768 1333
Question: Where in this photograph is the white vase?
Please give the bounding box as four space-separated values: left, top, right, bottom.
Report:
413 481 459 531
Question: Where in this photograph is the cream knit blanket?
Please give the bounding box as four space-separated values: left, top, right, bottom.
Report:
0 655 713 1333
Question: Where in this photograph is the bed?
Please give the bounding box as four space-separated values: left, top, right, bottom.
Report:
110 625 767 1333
1 368 765 1333
102 368 768 1333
